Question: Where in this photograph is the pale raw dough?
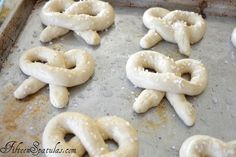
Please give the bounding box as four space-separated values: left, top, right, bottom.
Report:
180 135 236 157
43 112 139 157
231 28 236 47
126 50 208 126
40 0 115 45
140 7 206 56
14 47 95 108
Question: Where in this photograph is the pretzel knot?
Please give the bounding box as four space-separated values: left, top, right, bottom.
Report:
140 7 206 56
14 47 95 108
126 51 208 126
180 135 236 157
40 0 115 45
43 112 139 157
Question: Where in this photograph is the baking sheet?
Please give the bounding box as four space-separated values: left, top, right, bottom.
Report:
107 0 236 17
0 0 36 68
0 2 236 157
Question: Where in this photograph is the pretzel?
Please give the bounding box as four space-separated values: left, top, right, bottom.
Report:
231 28 236 48
40 0 115 45
140 7 206 56
14 47 95 108
43 112 139 157
126 50 208 126
180 135 236 157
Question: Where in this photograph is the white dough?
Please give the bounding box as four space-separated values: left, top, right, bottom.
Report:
140 7 207 56
126 50 208 126
14 47 95 108
43 112 139 157
40 0 115 45
180 135 236 157
231 28 236 48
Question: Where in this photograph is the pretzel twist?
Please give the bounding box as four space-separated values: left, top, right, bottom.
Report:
126 50 208 126
43 112 139 157
14 47 95 108
140 7 206 56
40 0 115 45
180 135 236 157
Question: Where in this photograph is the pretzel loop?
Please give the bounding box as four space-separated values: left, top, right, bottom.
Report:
140 7 206 56
40 0 115 45
43 112 139 157
180 135 236 157
14 47 95 108
126 50 208 126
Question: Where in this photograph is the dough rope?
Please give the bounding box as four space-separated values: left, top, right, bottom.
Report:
40 0 115 45
126 50 208 126
180 135 236 157
14 47 95 108
231 28 236 48
43 112 139 157
140 7 206 56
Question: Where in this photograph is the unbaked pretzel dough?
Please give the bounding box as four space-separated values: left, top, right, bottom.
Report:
40 0 115 45
140 7 206 56
231 28 236 48
126 50 208 126
14 47 95 108
180 135 236 157
43 112 139 157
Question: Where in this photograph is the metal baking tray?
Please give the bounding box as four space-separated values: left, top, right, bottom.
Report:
0 0 235 156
